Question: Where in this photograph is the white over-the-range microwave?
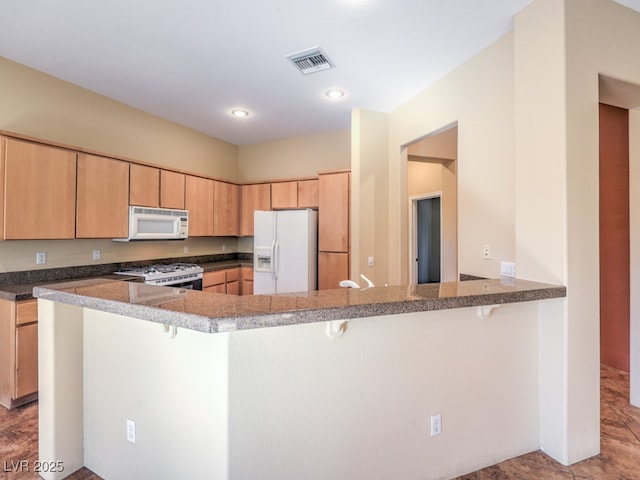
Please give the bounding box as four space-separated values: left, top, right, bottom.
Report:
113 206 189 242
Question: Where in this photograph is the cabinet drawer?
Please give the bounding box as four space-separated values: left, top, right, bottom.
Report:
16 300 38 326
226 268 239 282
204 284 226 294
203 270 226 287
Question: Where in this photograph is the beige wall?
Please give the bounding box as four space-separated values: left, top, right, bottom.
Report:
351 110 389 286
387 32 515 285
237 130 350 183
363 0 640 466
407 160 442 197
0 57 237 179
0 56 239 272
515 0 640 464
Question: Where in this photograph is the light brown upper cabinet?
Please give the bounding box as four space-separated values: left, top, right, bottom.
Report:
160 170 185 209
0 138 4 239
129 164 160 207
213 181 239 236
318 171 350 252
271 181 298 209
240 184 271 236
185 175 214 236
76 153 130 238
297 179 319 208
271 180 319 210
2 138 77 240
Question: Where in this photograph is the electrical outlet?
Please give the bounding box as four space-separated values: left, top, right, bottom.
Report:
482 245 491 259
36 252 46 265
183 245 189 254
367 256 374 267
92 250 101 261
126 419 136 443
500 261 516 278
430 414 442 436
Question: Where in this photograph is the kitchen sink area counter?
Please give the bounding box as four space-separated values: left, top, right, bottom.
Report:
33 277 565 333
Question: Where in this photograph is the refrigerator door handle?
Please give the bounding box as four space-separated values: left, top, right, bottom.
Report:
271 240 277 280
273 239 280 280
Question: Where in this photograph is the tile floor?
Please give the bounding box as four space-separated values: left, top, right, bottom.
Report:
0 365 638 479
453 364 640 479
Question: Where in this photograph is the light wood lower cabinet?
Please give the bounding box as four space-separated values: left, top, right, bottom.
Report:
0 299 38 409
203 267 251 295
318 252 350 290
203 270 226 293
241 267 253 295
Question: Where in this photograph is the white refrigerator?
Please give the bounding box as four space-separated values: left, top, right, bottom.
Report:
253 209 318 294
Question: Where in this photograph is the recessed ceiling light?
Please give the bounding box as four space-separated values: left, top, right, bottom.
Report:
325 89 345 99
231 109 249 118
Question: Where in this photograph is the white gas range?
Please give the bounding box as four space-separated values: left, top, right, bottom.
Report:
115 263 204 289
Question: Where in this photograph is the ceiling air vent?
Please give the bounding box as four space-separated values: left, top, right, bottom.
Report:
285 46 335 75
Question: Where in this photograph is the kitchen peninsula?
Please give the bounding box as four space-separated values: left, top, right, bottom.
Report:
35 278 565 480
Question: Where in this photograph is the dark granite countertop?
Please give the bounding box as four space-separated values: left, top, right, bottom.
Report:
0 253 253 301
33 277 566 334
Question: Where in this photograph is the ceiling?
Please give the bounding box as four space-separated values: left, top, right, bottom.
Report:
2 0 640 147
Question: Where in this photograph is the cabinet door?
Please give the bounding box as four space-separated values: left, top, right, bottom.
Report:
185 175 213 236
76 154 129 238
226 281 239 295
240 184 271 236
297 179 319 208
241 280 254 296
319 172 350 252
15 323 38 399
318 252 349 290
160 170 185 209
0 138 5 240
271 181 298 209
3 138 76 239
213 181 239 236
130 164 160 207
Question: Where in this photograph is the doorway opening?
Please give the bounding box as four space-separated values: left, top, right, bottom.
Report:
410 194 441 283
404 124 458 283
598 74 640 406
